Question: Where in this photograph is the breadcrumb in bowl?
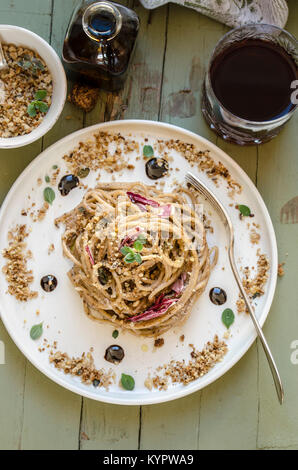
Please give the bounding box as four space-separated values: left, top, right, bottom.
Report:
0 25 66 149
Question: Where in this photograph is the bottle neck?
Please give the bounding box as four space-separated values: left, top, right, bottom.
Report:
82 1 122 42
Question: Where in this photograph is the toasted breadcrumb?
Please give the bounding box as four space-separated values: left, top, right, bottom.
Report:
250 229 260 245
63 131 139 175
48 243 55 255
0 44 53 138
2 224 38 301
278 262 285 277
150 335 227 390
144 376 153 391
68 83 100 112
236 252 269 313
154 338 164 348
49 350 115 390
30 201 49 222
160 139 242 195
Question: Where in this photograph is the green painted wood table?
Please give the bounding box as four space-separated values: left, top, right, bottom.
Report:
0 0 297 451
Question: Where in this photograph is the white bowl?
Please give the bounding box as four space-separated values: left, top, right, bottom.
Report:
0 25 67 149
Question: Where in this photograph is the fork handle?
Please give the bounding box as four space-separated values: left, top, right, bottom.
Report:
229 247 284 405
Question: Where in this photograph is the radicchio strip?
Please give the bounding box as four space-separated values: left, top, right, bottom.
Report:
85 245 95 265
127 192 172 219
129 294 178 322
119 227 141 249
171 272 187 294
127 191 160 210
159 204 171 218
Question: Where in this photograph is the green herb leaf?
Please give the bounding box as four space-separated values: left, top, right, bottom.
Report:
134 253 142 264
22 60 32 69
222 308 235 329
31 58 44 71
120 246 134 256
34 100 49 113
30 322 43 340
52 165 58 170
35 89 47 100
112 330 119 339
121 245 143 264
124 253 136 263
45 175 50 183
18 58 44 75
43 187 55 205
238 204 251 217
121 373 135 391
133 240 143 252
18 59 32 70
143 145 154 158
27 102 37 117
77 168 90 178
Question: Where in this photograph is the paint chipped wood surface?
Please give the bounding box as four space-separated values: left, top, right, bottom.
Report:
0 0 297 450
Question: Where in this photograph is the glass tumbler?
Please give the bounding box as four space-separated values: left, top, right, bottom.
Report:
201 24 298 145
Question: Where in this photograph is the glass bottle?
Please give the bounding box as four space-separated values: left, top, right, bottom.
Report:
62 0 139 91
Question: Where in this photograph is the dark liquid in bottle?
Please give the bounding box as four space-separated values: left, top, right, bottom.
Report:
91 12 116 36
63 2 139 91
210 39 297 122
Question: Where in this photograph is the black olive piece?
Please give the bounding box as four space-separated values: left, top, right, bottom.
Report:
98 266 111 285
209 287 227 305
104 345 125 364
145 158 169 180
40 275 58 292
93 379 100 387
58 174 79 196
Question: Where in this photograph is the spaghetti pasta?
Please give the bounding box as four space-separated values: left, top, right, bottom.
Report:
56 182 217 337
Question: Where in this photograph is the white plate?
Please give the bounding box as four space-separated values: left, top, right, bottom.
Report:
0 120 277 405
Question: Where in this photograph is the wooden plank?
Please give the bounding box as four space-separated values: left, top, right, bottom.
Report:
0 323 27 450
80 402 140 449
159 4 226 140
123 3 168 121
1 0 296 451
0 0 52 40
196 124 259 449
43 0 84 147
145 6 259 450
20 364 81 450
257 123 298 449
80 2 168 450
0 0 51 14
139 6 228 450
199 345 258 449
256 3 298 446
254 0 298 449
140 395 201 450
11 0 83 450
0 0 51 451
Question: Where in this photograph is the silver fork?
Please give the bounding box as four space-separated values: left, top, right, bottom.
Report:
186 171 284 404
